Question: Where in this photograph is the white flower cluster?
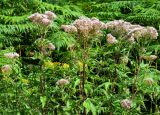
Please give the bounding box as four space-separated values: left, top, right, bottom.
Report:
105 20 158 42
28 11 56 26
61 16 105 38
4 52 19 59
56 79 69 86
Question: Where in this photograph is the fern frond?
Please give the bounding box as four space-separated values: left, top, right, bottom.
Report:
0 15 29 24
48 31 76 50
0 23 38 34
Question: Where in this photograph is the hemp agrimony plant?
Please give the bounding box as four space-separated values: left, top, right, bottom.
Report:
61 16 106 114
28 11 56 114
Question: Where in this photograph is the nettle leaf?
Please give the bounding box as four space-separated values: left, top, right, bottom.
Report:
40 96 47 108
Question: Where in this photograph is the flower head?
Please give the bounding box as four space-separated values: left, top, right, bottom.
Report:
140 55 157 61
45 11 57 20
41 18 52 26
28 11 56 26
120 56 129 65
4 52 19 59
144 78 154 85
120 99 132 109
72 16 105 37
105 20 158 41
106 34 118 44
61 25 77 33
1 65 12 73
147 27 158 40
56 79 69 86
47 43 55 50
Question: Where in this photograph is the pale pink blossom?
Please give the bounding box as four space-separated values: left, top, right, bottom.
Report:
61 25 77 33
41 18 52 26
28 11 56 26
105 20 158 40
45 11 57 20
106 34 118 44
120 99 132 109
4 52 19 59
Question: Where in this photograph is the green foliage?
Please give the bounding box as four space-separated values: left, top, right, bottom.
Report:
0 0 160 114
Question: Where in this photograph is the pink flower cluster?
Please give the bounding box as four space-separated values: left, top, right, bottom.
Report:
28 11 56 26
61 16 105 38
61 25 77 33
105 20 158 42
120 99 132 109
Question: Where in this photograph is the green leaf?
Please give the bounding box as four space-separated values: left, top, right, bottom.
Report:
83 98 97 115
90 102 96 115
83 99 91 114
40 96 47 108
74 78 80 88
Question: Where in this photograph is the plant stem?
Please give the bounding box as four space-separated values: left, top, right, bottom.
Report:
81 37 88 115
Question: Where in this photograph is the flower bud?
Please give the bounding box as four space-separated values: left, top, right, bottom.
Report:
41 18 52 26
120 99 132 109
140 47 146 53
56 79 69 86
106 34 118 44
120 56 129 65
45 11 57 20
1 65 12 73
144 78 154 85
61 25 77 33
140 55 157 61
47 43 55 50
150 55 158 60
147 27 158 40
28 52 35 57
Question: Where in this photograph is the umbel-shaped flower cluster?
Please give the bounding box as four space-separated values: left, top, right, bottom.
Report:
61 16 105 38
105 20 158 43
28 11 56 26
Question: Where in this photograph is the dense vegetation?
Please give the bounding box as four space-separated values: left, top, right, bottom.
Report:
0 0 160 114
